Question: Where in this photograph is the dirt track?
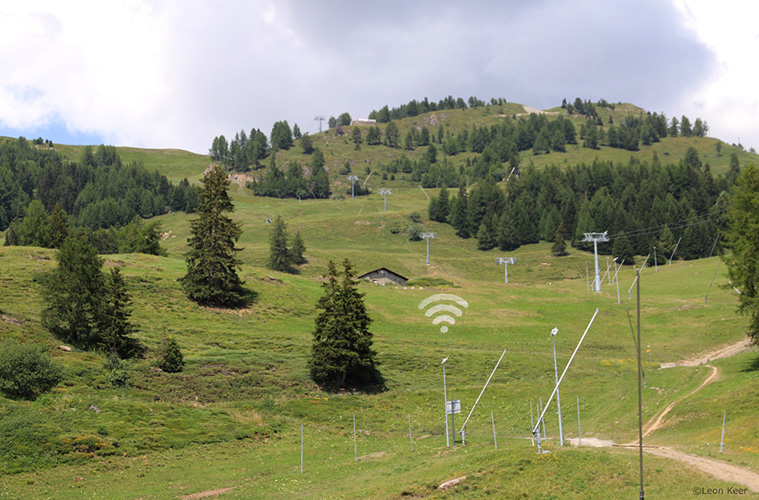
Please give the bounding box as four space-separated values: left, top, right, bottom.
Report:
570 339 759 491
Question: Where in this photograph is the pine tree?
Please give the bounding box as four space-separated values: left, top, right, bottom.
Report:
449 185 469 238
181 165 249 307
158 335 185 373
656 225 677 261
268 216 291 272
100 267 144 358
48 204 69 248
552 221 569 256
309 259 382 390
41 231 107 349
723 164 759 344
437 186 450 221
384 122 400 148
289 230 307 265
612 233 635 266
476 214 498 250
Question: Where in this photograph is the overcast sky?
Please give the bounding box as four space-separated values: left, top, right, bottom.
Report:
2 0 758 154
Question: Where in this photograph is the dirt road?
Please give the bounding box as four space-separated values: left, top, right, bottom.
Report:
569 339 758 491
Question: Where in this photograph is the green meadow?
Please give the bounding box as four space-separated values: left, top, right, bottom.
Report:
2 120 759 498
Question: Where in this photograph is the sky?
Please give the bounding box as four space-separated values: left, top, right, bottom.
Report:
1 0 758 154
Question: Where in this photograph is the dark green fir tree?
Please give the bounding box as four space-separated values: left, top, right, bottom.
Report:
268 216 291 272
181 165 249 307
309 259 383 390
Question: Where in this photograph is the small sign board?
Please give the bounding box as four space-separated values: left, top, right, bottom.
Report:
446 399 461 415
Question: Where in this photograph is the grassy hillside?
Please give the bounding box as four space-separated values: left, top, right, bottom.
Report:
2 177 758 498
1 101 759 498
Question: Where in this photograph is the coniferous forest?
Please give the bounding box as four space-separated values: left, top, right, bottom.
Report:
0 138 198 253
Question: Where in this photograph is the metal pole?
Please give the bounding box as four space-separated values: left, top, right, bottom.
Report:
505 262 508 283
301 424 304 474
409 413 414 452
654 246 657 272
459 349 508 442
532 309 600 436
669 237 682 264
539 398 547 439
442 360 450 447
705 260 722 305
426 237 430 265
353 414 357 462
451 408 456 445
348 175 358 199
530 401 535 445
577 395 582 446
551 330 564 446
637 269 645 500
709 234 720 258
594 240 601 293
492 411 498 450
606 257 611 284
613 259 624 304
720 411 726 453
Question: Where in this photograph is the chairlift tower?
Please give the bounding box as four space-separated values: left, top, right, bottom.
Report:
495 257 516 283
583 232 608 293
421 232 435 265
314 115 325 134
347 175 359 199
379 188 392 211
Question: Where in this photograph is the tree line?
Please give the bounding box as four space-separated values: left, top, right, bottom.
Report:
3 199 165 255
368 95 500 123
246 154 331 199
429 151 740 262
0 138 198 235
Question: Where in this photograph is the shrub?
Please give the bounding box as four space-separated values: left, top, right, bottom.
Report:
409 211 423 223
0 341 64 399
158 336 185 373
104 355 131 388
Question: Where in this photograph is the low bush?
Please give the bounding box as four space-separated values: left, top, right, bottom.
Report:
0 341 64 399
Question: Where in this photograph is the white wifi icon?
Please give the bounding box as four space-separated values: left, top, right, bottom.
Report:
418 294 469 333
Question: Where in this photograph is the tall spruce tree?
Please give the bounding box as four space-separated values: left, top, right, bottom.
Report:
41 231 106 349
268 216 291 272
40 231 143 357
309 259 383 390
723 164 759 345
290 230 307 265
100 267 144 358
552 221 569 256
181 165 249 307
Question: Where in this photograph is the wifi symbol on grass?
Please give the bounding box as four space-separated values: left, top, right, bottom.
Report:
418 294 469 333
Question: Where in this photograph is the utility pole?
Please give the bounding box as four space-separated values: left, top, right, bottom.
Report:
669 237 682 265
551 328 564 446
441 357 450 447
314 115 325 133
583 232 609 293
496 257 516 283
636 269 645 500
653 246 658 272
379 188 391 211
347 175 359 199
421 232 435 265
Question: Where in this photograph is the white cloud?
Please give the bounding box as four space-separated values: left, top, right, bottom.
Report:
1 0 748 153
673 0 759 148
